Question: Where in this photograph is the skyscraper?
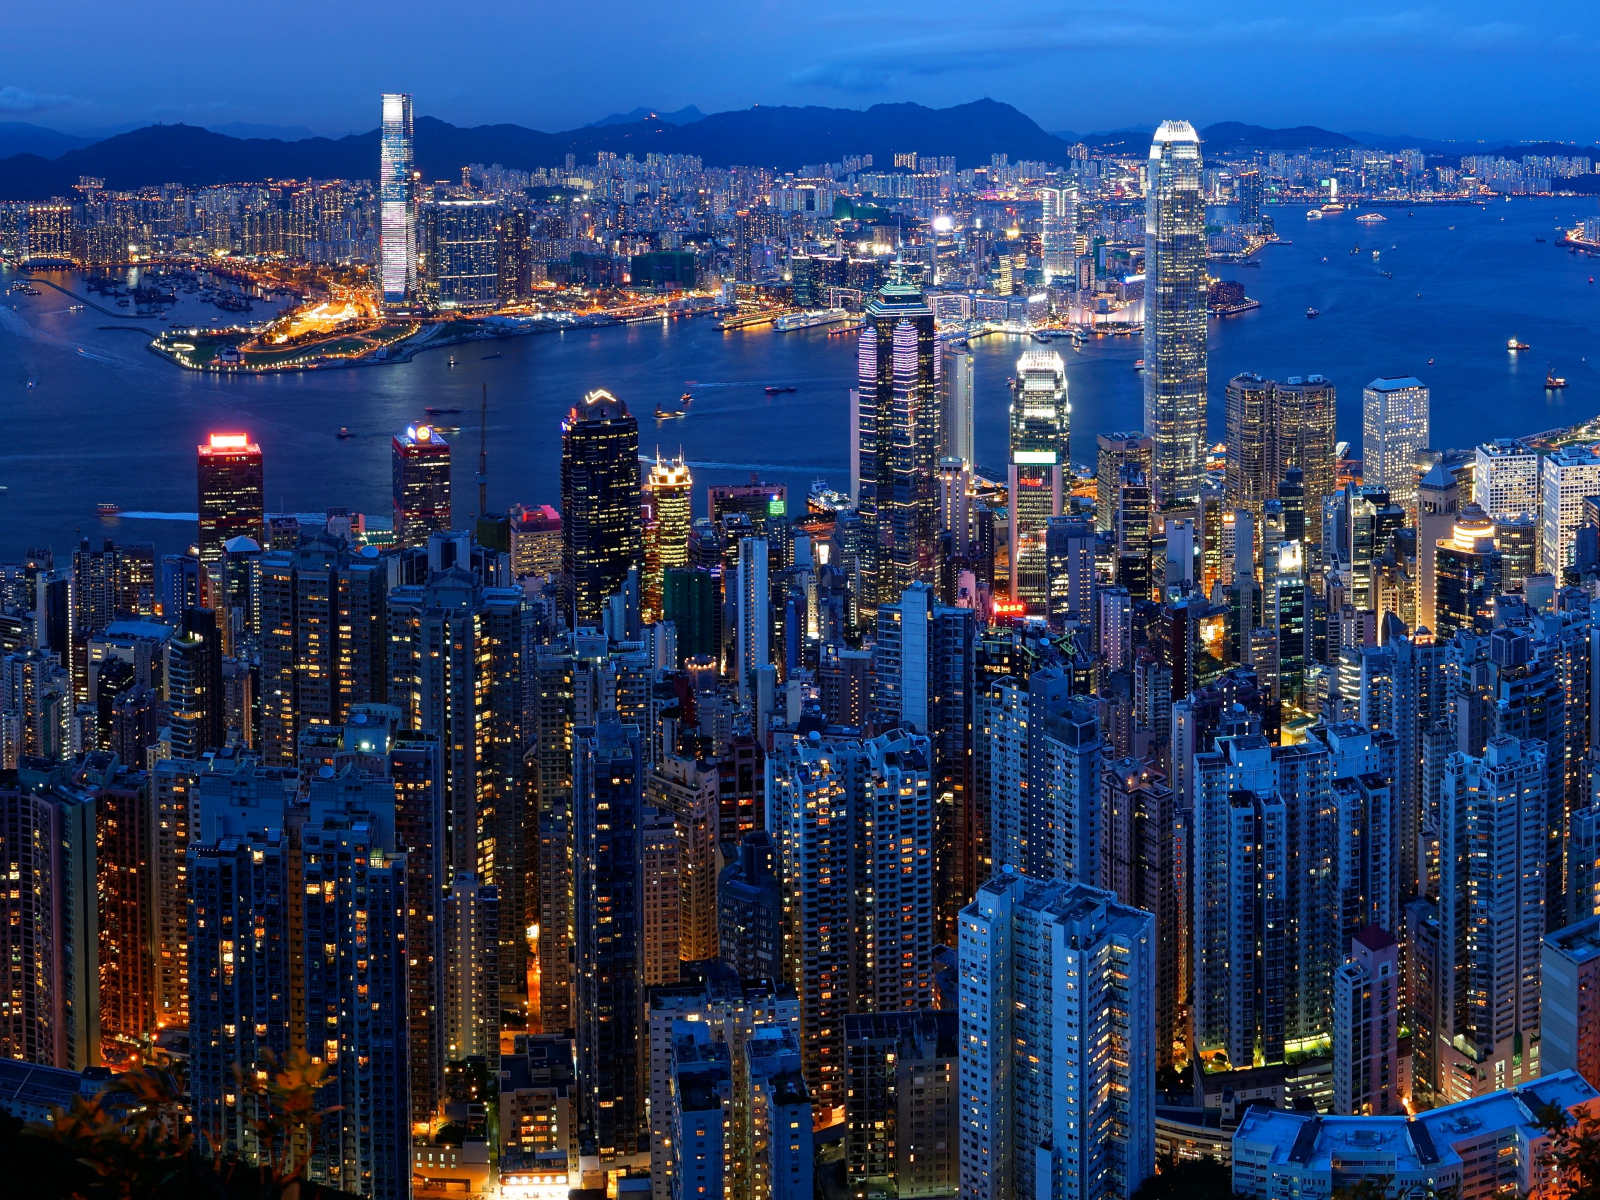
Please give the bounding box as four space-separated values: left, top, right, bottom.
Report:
561 390 642 626
1434 504 1503 639
1224 374 1338 548
1362 377 1430 514
856 281 940 614
959 872 1155 1200
1008 350 1069 608
379 92 416 304
392 423 451 548
1539 446 1600 574
1040 183 1078 281
1474 437 1540 519
197 432 264 565
1144 121 1207 508
642 453 692 623
943 349 975 468
1333 926 1404 1116
420 198 501 308
1095 433 1153 535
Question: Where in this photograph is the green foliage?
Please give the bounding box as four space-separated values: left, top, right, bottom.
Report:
1131 1154 1241 1200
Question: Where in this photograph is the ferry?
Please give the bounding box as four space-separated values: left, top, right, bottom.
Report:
654 405 686 420
1133 359 1145 371
807 479 852 516
1306 209 1324 220
1356 213 1387 224
1508 338 1530 351
96 502 122 516
773 308 850 332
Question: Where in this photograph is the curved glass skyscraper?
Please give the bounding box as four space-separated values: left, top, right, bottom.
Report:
1143 120 1207 508
380 92 416 304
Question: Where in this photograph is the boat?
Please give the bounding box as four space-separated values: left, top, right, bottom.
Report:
481 351 503 359
1133 359 1145 371
448 356 456 367
336 427 353 440
1547 368 1568 389
1536 237 1546 243
1306 307 1320 318
764 385 797 395
680 391 693 404
1428 358 1434 365
773 308 850 332
655 405 686 420
1383 271 1393 278
1306 209 1324 220
1356 213 1387 224
1351 245 1361 254
96 502 122 516
425 406 463 415
1508 338 1530 351
808 479 852 516
1372 251 1380 260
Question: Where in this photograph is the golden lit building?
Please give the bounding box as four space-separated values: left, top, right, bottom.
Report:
642 453 692 622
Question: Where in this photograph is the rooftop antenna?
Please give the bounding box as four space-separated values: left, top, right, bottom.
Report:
477 382 488 518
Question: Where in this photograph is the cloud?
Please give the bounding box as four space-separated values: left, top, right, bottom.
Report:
0 85 77 114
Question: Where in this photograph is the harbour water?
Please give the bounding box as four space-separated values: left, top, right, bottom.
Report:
0 195 1597 560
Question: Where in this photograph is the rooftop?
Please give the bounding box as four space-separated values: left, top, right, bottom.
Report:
1545 914 1600 964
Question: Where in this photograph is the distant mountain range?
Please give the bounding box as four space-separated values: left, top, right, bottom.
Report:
1 104 1595 200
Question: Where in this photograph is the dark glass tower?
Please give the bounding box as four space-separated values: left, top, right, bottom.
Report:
855 281 940 617
560 389 642 626
197 432 264 565
392 423 452 548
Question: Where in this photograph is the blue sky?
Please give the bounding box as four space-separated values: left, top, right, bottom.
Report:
5 0 1596 142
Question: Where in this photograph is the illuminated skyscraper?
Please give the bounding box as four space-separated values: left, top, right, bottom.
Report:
197 432 264 565
379 92 416 304
1040 183 1077 281
856 281 940 614
1362 377 1430 514
943 349 974 468
1144 121 1207 508
561 390 643 626
421 198 501 309
642 454 692 623
1008 350 1069 607
392 424 451 548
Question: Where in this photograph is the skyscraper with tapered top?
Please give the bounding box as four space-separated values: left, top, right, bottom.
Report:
379 92 416 304
1008 350 1069 608
561 389 642 626
1144 121 1207 508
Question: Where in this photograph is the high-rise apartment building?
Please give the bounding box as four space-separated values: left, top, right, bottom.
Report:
1541 915 1600 1088
561 389 642 626
1437 737 1546 1101
1333 926 1405 1115
1008 350 1070 608
1540 446 1600 574
856 282 940 614
197 432 264 565
959 872 1155 1200
845 1010 958 1199
1362 378 1430 514
392 424 451 547
1144 121 1207 508
379 92 416 304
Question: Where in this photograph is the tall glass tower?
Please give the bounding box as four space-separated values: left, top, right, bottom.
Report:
1039 183 1078 282
379 92 416 304
1008 350 1069 607
1143 120 1207 509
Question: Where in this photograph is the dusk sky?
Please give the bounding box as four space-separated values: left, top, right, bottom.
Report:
6 0 1597 143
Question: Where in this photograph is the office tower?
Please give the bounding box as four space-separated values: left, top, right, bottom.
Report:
420 198 501 308
257 531 388 766
1046 516 1095 626
1095 433 1153 534
510 504 562 579
1493 513 1539 591
663 567 717 663
1144 121 1207 508
1040 183 1078 281
1192 733 1341 1068
387 568 525 998
1333 927 1404 1115
574 715 646 1160
856 281 940 613
1474 437 1540 519
167 607 225 759
1344 485 1408 612
1008 350 1070 607
1434 504 1503 639
1236 168 1263 225
1274 377 1338 546
70 538 116 702
643 454 692 623
197 432 264 565
736 536 770 700
443 872 500 1059
299 793 411 1199
1115 466 1154 601
1262 539 1308 706
392 423 451 547
561 389 642 626
1416 462 1460 631
1540 446 1600 574
959 872 1155 1200
844 1011 958 1200
1231 1072 1600 1200
1361 378 1430 514
1437 737 1546 1101
667 1021 733 1198
718 831 783 982
379 92 416 304
1224 373 1273 532
1100 758 1188 1070
1541 915 1600 1087
943 349 975 466
709 479 790 538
